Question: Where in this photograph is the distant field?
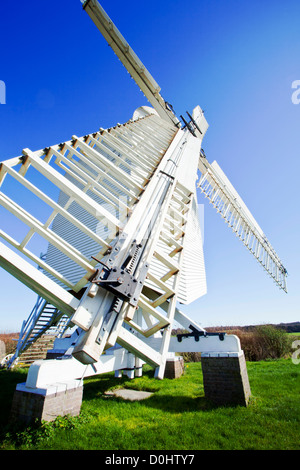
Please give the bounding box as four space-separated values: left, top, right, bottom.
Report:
0 333 19 357
0 358 299 450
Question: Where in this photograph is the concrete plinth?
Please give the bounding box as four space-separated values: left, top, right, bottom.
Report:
201 352 251 406
164 356 184 379
10 379 83 424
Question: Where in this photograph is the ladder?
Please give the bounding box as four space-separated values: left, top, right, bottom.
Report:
7 297 70 368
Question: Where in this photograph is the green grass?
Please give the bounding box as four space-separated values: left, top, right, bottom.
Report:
0 358 299 450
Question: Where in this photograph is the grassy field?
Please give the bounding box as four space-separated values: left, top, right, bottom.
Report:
0 357 299 450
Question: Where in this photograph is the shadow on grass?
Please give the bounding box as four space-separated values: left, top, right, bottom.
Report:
82 367 160 399
82 369 218 413
83 373 134 400
139 393 212 413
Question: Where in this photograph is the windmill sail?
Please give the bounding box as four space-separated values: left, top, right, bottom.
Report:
81 0 179 127
198 155 287 292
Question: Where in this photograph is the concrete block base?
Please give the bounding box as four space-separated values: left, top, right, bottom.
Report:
201 352 251 406
10 379 83 424
164 356 184 379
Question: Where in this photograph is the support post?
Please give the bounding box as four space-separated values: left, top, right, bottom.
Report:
163 355 185 379
9 347 132 423
201 352 251 406
10 380 83 424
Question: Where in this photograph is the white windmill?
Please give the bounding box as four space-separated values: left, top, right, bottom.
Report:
0 1 287 421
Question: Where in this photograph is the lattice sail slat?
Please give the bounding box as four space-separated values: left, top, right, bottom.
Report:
0 112 177 294
198 156 287 292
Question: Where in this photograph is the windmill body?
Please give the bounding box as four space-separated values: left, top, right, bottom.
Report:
0 1 287 415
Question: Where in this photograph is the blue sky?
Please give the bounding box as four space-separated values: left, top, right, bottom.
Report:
0 0 299 332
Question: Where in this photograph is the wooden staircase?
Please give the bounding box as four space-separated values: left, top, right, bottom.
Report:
17 334 56 367
7 297 71 368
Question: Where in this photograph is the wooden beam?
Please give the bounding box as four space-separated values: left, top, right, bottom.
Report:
0 241 80 315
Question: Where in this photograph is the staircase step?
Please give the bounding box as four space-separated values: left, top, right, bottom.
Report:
18 334 56 366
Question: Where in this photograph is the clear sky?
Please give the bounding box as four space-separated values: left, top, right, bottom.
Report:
0 0 299 332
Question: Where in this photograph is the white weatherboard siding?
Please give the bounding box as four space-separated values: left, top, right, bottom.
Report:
144 194 206 305
177 196 207 303
176 127 206 303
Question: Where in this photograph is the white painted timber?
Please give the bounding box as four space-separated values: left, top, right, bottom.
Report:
82 0 179 126
0 241 80 315
198 156 287 292
22 331 241 391
23 149 121 230
44 113 178 292
177 195 207 304
25 348 130 389
145 333 241 355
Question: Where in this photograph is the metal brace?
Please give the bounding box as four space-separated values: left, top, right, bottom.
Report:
177 326 225 342
90 240 149 308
